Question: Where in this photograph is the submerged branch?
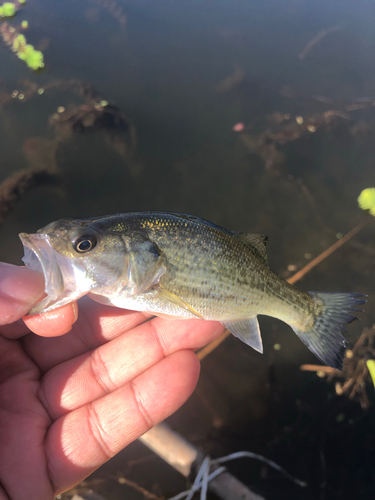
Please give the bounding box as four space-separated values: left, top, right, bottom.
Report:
197 329 230 360
287 218 370 284
300 365 341 374
0 80 136 228
0 168 58 226
298 25 342 60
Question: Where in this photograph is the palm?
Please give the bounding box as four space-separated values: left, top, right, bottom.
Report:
0 265 225 500
0 333 53 498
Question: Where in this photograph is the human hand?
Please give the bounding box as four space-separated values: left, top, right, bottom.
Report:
0 262 225 499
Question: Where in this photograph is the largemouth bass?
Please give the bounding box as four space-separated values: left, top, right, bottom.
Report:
19 212 365 369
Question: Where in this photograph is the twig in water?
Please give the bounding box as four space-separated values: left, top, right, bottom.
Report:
197 330 230 360
215 452 307 487
115 475 163 500
287 218 369 284
301 326 375 409
300 365 341 375
299 25 342 60
298 181 335 235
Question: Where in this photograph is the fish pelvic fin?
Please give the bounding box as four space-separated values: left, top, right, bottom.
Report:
290 292 366 370
222 317 263 353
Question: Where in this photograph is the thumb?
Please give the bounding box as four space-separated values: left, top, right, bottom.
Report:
0 262 45 325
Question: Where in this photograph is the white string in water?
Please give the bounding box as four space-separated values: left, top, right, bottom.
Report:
215 451 307 487
168 450 307 500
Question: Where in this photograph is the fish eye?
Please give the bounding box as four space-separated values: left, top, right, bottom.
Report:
73 235 97 253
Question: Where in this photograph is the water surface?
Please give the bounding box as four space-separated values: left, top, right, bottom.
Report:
1 1 375 499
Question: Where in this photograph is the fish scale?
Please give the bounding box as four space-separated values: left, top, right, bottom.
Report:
131 216 266 318
128 214 293 321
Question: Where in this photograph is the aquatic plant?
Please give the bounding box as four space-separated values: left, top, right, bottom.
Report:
301 325 375 409
358 187 375 216
0 0 27 17
16 41 44 69
0 167 58 227
0 22 44 69
0 2 16 18
0 0 44 70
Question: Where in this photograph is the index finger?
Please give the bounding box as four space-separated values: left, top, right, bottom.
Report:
23 298 153 371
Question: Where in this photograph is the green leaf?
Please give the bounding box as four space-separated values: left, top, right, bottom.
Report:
1 2 16 17
16 43 32 61
12 33 26 50
366 360 375 389
25 47 44 70
358 188 375 216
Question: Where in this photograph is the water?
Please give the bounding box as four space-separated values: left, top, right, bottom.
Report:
1 1 375 499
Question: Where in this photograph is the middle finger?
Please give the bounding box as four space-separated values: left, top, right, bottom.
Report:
40 316 225 420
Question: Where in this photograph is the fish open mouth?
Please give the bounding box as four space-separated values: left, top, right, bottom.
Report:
19 232 88 315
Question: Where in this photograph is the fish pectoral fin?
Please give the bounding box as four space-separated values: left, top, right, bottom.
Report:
222 317 263 353
152 285 205 320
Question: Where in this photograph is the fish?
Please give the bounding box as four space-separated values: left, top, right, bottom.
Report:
19 211 365 369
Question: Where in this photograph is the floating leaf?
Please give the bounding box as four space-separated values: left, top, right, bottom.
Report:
366 360 375 389
16 42 32 60
12 33 26 50
26 49 44 69
0 2 16 17
16 44 44 69
358 188 375 216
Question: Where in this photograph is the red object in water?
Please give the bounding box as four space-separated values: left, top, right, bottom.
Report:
232 122 245 132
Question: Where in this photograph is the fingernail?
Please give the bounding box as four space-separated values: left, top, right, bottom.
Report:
72 301 78 323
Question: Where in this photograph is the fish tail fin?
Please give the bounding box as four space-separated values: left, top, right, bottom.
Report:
289 292 366 369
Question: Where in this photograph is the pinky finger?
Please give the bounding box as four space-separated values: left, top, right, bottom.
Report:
45 350 200 494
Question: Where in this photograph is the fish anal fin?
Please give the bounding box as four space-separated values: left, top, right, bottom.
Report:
222 317 263 353
153 285 205 319
237 232 268 260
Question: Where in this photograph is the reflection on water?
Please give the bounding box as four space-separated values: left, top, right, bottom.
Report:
1 0 375 499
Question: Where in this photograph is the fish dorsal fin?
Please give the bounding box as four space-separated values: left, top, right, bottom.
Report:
222 317 263 353
237 232 268 260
